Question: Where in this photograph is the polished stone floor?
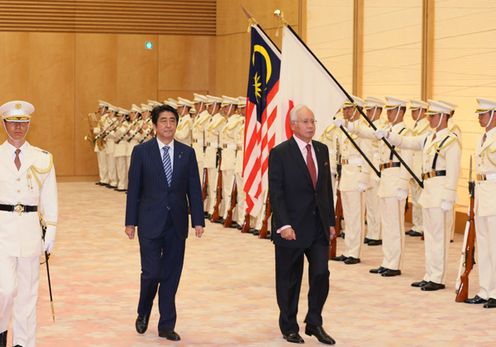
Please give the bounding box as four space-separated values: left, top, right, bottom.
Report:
21 182 495 346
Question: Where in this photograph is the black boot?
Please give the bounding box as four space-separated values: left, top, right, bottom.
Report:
0 331 7 347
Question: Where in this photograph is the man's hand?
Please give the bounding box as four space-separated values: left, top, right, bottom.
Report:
194 225 204 238
125 225 136 240
281 227 297 240
330 226 336 240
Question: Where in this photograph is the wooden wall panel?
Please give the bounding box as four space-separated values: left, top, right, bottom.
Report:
214 0 302 96
0 0 216 36
0 33 75 176
158 35 214 94
75 34 117 176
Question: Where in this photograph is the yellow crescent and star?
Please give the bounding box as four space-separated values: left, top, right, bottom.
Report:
252 44 272 102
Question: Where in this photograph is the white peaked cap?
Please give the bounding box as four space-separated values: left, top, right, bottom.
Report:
238 96 247 108
475 98 496 114
141 104 153 112
410 99 429 110
118 107 130 115
178 97 193 107
384 96 407 110
0 100 34 122
364 96 385 109
193 93 208 103
426 100 452 115
98 100 109 108
108 104 118 112
206 95 223 105
147 100 162 107
165 100 178 109
221 95 239 106
131 104 142 113
342 95 364 108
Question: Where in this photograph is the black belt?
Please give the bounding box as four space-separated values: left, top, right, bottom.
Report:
379 162 401 170
421 170 446 180
0 204 38 214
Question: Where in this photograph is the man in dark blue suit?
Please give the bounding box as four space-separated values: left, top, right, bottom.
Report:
269 105 336 345
124 104 205 341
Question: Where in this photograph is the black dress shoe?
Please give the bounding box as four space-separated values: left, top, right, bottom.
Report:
409 231 423 237
135 315 149 334
381 269 401 277
367 239 382 246
411 280 428 287
236 223 242 230
159 330 181 341
364 237 371 244
465 295 488 304
305 325 335 345
421 281 445 291
405 229 413 235
283 332 305 344
339 232 345 239
0 330 7 347
344 257 360 265
483 298 496 308
369 266 387 274
331 254 348 262
251 229 260 236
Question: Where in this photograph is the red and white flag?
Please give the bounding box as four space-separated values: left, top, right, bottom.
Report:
278 26 348 144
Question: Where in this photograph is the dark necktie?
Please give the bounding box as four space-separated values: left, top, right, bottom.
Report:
481 133 487 146
162 146 172 186
306 144 317 189
14 149 21 170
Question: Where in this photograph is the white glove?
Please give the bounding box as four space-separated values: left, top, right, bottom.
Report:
440 200 453 212
43 227 56 253
333 118 344 128
396 188 408 201
358 181 368 192
374 129 388 139
346 121 355 132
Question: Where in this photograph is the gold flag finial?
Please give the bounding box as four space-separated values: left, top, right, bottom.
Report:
241 5 257 32
273 9 287 37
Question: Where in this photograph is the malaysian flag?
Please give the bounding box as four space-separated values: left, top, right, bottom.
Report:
243 25 281 216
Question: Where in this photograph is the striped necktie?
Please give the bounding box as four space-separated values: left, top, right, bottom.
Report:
14 148 21 170
162 145 172 186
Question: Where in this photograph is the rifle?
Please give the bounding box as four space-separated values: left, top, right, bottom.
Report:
223 177 238 228
330 138 342 259
201 168 208 202
455 155 476 302
210 148 223 222
94 118 117 141
241 212 251 233
259 193 271 239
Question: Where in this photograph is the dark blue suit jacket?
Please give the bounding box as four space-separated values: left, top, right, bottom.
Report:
125 138 205 239
269 137 335 248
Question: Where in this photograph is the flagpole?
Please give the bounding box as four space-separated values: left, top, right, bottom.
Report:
281 22 423 188
240 5 281 54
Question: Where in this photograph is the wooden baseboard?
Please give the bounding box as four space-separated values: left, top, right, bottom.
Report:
57 176 99 182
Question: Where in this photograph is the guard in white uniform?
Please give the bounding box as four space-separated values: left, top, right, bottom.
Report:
363 97 387 246
125 104 143 172
406 100 431 238
192 94 211 193
0 101 58 347
384 100 461 290
465 98 496 307
204 95 225 217
332 96 369 264
175 97 193 146
220 96 243 225
104 105 119 188
93 100 109 186
113 108 130 191
234 97 247 229
357 97 414 277
436 100 461 242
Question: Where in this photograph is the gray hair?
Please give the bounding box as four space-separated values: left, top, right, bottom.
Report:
289 104 308 122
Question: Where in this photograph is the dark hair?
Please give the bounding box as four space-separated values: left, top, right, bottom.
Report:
151 104 179 125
